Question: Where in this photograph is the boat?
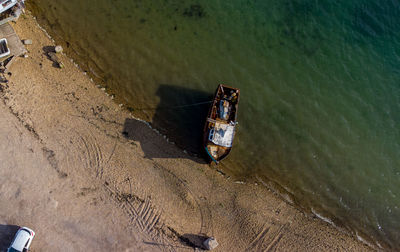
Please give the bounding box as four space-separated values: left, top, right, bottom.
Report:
0 0 19 15
203 84 240 163
0 38 10 58
0 0 25 22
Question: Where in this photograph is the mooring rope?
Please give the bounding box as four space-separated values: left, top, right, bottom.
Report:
133 100 213 111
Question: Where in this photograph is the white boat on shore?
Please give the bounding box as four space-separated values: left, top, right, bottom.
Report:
0 0 24 19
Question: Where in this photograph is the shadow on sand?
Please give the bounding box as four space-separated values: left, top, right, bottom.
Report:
42 46 61 68
143 233 209 250
0 224 20 250
123 84 213 162
179 233 210 249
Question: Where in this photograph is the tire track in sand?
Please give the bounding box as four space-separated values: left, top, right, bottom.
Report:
78 134 104 178
247 222 289 251
153 163 213 237
103 183 178 252
54 126 118 181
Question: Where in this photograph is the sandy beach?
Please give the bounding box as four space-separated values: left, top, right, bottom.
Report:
0 13 374 251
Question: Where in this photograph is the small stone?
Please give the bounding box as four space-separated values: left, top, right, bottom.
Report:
23 54 28 58
55 45 63 53
203 237 218 250
23 39 32 45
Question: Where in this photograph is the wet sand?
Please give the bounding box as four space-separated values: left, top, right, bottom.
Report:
0 13 374 251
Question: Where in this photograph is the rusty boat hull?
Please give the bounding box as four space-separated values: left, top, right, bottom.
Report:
203 84 240 164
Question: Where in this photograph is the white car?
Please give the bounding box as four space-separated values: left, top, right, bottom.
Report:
7 227 35 252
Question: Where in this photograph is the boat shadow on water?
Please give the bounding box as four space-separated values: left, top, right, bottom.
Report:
122 84 213 163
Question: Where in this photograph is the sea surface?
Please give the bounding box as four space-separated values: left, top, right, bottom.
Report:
29 0 400 249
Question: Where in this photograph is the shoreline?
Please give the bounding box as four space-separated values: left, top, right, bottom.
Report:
0 12 376 251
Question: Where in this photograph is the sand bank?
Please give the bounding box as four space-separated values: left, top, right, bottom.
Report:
0 13 373 251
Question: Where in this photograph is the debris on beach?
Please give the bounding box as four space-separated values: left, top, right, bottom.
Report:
47 51 64 68
0 74 8 84
23 39 32 45
203 237 218 250
1 55 16 74
55 45 63 53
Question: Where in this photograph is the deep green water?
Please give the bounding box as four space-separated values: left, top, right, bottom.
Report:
30 0 400 249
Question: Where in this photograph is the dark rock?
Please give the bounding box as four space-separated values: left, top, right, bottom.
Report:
183 4 206 18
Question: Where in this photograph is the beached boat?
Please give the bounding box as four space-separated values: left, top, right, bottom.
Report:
0 0 18 14
204 84 240 163
0 0 23 16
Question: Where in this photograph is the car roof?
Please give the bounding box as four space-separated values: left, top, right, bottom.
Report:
11 229 31 251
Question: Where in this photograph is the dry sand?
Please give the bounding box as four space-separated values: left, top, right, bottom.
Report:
0 13 374 251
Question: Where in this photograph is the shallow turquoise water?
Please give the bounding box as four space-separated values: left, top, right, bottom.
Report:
30 0 400 248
